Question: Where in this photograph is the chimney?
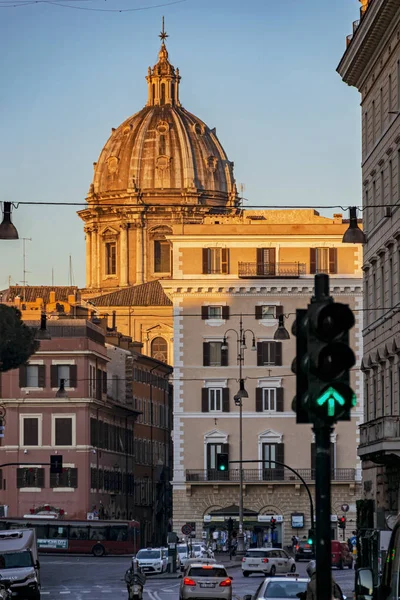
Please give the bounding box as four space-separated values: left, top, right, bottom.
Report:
112 311 117 331
333 213 343 224
49 291 56 303
68 294 76 305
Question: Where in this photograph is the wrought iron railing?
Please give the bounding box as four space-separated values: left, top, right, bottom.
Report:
186 468 356 483
238 262 306 278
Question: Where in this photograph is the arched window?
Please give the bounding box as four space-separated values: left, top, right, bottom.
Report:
151 337 168 363
160 83 166 105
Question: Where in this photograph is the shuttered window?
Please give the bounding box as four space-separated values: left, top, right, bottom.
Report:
23 417 39 446
202 248 229 274
17 468 45 488
256 388 284 412
50 468 78 488
54 417 73 446
154 240 171 273
256 342 282 366
51 365 77 389
203 342 228 367
262 443 284 481
310 248 338 274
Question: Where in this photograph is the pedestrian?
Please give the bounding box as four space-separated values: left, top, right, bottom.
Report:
305 560 344 600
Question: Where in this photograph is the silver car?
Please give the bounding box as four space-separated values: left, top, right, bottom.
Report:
243 576 309 600
180 562 232 600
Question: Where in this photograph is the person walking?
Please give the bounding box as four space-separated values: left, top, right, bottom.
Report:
305 560 344 600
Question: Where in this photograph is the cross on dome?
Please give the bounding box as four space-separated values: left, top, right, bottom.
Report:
159 16 168 43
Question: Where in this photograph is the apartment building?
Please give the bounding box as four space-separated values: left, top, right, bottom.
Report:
161 209 363 547
337 0 400 529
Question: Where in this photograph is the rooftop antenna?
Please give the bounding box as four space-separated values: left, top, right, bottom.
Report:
68 255 75 287
21 237 32 302
239 183 246 208
52 267 54 287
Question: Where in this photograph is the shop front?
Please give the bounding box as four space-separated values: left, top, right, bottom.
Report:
203 504 284 550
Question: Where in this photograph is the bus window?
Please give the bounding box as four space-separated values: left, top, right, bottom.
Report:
89 526 107 541
69 526 89 540
48 525 68 539
34 525 48 539
109 526 127 542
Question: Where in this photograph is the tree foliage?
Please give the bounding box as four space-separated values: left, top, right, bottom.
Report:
0 305 39 372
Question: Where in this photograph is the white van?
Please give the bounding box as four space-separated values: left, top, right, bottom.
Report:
136 547 167 574
0 529 40 599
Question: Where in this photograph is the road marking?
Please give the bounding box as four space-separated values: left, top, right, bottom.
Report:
60 592 71 595
41 593 50 595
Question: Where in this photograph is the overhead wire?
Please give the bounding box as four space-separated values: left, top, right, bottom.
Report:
0 0 189 10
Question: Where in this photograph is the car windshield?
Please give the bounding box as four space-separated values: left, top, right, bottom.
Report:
188 567 227 578
178 548 188 555
0 551 34 569
137 550 160 559
193 545 202 551
245 550 268 558
265 581 307 599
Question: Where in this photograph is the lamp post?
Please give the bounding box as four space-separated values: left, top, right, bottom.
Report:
222 315 256 556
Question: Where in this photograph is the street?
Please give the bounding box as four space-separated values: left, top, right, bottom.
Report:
39 555 356 600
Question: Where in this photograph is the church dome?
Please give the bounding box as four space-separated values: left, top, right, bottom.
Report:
90 28 237 207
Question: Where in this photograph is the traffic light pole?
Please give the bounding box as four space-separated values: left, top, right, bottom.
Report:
313 424 333 600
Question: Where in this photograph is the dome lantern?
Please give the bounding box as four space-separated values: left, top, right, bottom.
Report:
146 18 181 107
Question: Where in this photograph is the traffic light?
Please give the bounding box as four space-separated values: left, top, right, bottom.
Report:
291 309 312 423
338 516 346 529
216 453 229 472
270 518 276 531
307 529 315 545
306 274 356 423
50 455 63 474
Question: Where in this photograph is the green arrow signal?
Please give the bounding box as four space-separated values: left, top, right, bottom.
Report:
316 386 345 417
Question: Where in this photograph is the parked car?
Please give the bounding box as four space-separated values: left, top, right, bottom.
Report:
294 541 315 561
243 575 309 600
241 548 296 577
179 562 232 600
331 541 353 569
136 548 167 574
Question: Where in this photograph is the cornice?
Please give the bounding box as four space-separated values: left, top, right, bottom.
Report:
161 280 363 297
337 0 400 88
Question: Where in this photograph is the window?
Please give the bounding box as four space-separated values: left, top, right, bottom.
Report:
22 417 39 446
364 111 368 154
50 468 78 488
201 306 230 320
202 388 229 412
255 305 283 320
151 337 168 363
202 248 229 274
256 388 284 412
381 262 385 314
263 388 275 411
19 365 45 389
381 372 385 417
54 417 73 446
262 443 284 480
105 242 116 275
203 342 228 367
209 388 222 411
365 376 369 422
256 248 276 276
256 342 282 366
154 240 171 273
310 248 337 274
17 468 44 488
51 365 77 389
389 365 393 416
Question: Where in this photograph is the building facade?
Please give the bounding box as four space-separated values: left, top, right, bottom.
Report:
338 0 400 529
0 318 173 546
162 210 364 547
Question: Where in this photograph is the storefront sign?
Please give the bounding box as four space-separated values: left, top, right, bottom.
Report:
257 515 283 523
38 539 68 550
291 513 304 528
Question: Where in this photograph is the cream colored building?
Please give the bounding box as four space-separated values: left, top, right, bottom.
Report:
338 0 400 529
161 210 363 546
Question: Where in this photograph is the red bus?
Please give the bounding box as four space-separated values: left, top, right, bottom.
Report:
0 518 140 556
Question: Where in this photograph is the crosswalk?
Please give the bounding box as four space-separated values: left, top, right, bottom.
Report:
40 586 179 598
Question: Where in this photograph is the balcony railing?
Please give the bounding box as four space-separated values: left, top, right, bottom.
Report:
360 416 400 447
186 468 356 483
238 262 306 278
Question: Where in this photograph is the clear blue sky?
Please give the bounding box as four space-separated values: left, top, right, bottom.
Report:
0 0 361 288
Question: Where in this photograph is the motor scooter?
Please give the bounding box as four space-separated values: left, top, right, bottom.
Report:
125 559 146 600
0 576 12 600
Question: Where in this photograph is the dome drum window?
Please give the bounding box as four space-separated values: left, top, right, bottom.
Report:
151 337 168 363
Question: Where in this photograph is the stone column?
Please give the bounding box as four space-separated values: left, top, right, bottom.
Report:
91 226 98 288
136 222 144 284
84 226 92 288
120 223 129 287
96 228 101 288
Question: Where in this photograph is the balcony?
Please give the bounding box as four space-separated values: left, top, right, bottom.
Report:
186 468 356 483
359 417 400 460
238 262 306 279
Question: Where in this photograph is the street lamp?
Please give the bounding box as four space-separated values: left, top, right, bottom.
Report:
222 315 256 556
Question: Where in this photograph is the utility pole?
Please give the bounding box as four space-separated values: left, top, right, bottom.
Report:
292 274 356 600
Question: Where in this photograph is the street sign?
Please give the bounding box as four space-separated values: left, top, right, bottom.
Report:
341 504 349 513
181 523 192 535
